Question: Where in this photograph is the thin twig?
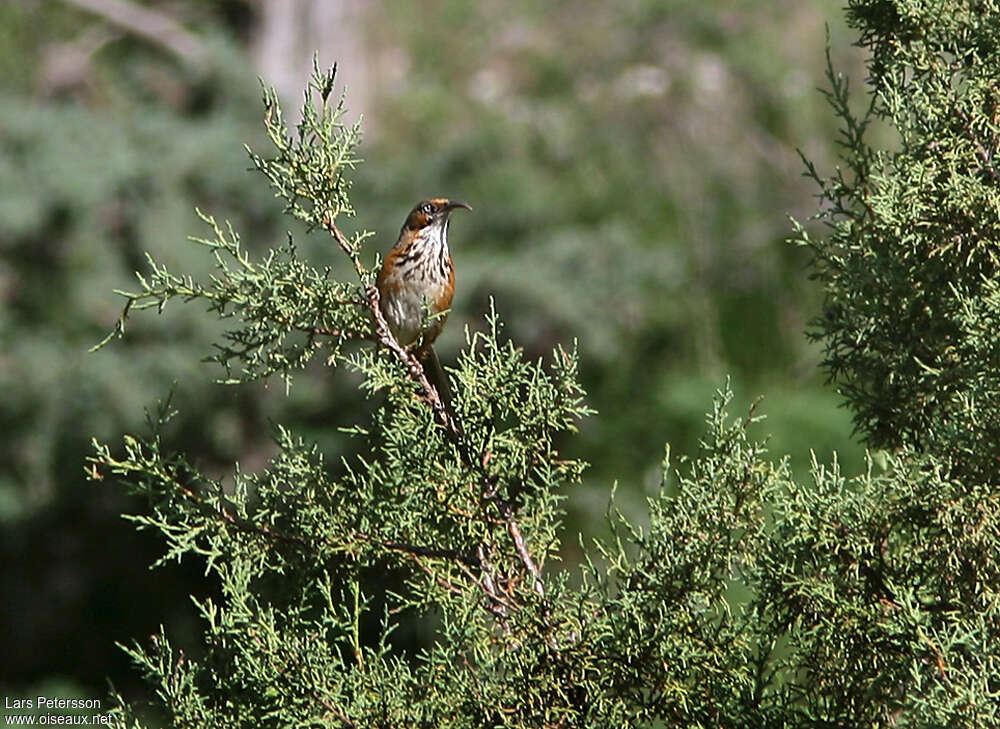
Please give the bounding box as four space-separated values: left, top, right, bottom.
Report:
955 106 1000 182
296 324 369 340
477 543 513 631
314 694 357 729
409 554 467 599
352 532 479 568
169 476 309 547
501 507 545 598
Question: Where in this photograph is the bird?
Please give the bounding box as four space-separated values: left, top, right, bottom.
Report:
377 197 471 406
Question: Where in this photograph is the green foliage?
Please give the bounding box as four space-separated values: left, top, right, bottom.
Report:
585 393 778 726
92 65 599 727
793 1 1000 473
781 0 1000 724
97 210 368 389
72 2 1000 726
1 1 863 699
94 61 370 392
248 59 362 230
758 451 1000 726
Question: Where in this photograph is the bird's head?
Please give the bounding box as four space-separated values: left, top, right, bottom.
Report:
402 198 472 233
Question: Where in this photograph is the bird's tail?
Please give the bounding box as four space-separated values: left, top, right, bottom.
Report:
422 347 460 430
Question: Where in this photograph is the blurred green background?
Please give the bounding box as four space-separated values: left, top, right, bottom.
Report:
0 0 865 704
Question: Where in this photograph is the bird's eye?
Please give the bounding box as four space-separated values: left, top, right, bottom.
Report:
421 202 435 215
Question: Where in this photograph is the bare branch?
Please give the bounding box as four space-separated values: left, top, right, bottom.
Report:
60 0 207 62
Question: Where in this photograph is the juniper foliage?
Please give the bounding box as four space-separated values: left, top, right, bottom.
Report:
91 3 1000 725
793 1 1000 473
783 1 1000 724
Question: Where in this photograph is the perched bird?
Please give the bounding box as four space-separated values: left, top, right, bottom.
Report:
377 197 471 404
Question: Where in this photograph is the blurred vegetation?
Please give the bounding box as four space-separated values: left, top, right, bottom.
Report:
354 0 870 511
1 0 863 701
